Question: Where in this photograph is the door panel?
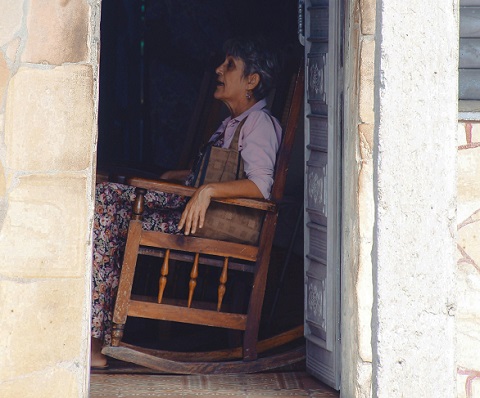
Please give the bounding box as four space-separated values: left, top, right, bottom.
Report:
303 0 342 390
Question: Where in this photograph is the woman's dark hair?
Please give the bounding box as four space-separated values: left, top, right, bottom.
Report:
223 36 280 101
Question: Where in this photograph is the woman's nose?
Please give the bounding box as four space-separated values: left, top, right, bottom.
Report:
215 64 223 75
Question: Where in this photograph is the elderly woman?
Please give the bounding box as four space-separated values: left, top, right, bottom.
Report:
91 36 282 368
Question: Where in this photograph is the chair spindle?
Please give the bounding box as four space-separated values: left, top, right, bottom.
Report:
188 253 200 308
217 257 229 311
158 249 170 303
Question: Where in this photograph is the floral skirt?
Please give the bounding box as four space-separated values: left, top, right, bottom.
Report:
91 182 187 345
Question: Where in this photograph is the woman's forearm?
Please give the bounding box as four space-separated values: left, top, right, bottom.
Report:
200 179 263 200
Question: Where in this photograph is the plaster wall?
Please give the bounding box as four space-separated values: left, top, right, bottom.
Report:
0 1 100 397
372 0 457 396
456 121 480 398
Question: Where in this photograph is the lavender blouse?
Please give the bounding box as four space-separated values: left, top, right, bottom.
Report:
208 99 282 199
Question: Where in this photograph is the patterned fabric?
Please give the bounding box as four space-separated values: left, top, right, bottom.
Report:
91 182 186 345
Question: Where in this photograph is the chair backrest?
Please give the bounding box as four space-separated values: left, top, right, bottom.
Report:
270 61 304 203
177 54 223 169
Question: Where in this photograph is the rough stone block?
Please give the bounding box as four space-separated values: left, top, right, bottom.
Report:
0 52 10 101
0 2 23 47
457 318 480 370
0 161 5 197
457 210 480 282
456 120 480 396
5 65 94 172
457 376 468 398
0 175 89 278
472 378 480 398
457 145 480 207
0 369 80 398
360 0 376 35
358 123 374 161
6 37 21 63
359 39 375 124
22 0 89 65
457 205 480 276
357 124 374 363
0 278 86 381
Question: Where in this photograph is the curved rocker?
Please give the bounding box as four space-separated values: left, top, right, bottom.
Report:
102 325 305 374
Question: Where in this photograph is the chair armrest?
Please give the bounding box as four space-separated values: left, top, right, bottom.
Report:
127 177 196 196
218 197 276 212
126 176 277 212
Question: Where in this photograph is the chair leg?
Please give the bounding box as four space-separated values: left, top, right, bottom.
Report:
242 261 268 361
227 274 248 348
242 214 277 361
111 323 125 346
111 219 142 346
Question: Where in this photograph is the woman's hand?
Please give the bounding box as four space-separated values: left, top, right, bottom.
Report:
178 184 214 235
177 179 262 236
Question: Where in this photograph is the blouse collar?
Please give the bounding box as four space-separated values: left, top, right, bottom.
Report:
229 98 268 123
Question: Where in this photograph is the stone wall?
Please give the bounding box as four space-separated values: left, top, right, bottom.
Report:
457 121 480 398
0 1 100 397
341 0 375 396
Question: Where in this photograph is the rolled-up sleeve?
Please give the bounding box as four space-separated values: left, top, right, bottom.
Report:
238 111 282 199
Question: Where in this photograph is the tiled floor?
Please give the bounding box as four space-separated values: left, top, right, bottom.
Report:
89 371 339 397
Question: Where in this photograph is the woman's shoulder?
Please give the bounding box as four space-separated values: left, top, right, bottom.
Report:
243 107 280 131
240 107 282 147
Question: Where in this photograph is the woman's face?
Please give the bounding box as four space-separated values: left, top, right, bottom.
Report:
214 55 254 111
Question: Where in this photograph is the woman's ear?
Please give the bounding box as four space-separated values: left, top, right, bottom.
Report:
247 73 260 90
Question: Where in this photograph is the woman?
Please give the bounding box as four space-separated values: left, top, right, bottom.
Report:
91 36 282 368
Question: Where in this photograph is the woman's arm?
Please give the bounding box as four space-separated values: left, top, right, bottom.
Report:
178 108 281 236
178 179 262 236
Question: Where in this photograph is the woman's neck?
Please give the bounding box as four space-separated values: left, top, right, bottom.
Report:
227 99 257 118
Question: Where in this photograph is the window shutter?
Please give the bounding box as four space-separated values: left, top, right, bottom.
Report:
459 1 480 100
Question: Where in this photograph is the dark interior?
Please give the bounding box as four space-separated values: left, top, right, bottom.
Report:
96 0 305 352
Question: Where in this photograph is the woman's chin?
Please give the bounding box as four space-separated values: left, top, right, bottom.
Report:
214 95 228 105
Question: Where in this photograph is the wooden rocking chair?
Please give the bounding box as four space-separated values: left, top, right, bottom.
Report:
102 62 304 374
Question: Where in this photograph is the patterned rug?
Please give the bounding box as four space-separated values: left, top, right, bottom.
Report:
89 372 339 397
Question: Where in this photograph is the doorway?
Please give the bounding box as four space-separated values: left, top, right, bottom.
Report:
95 0 307 360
